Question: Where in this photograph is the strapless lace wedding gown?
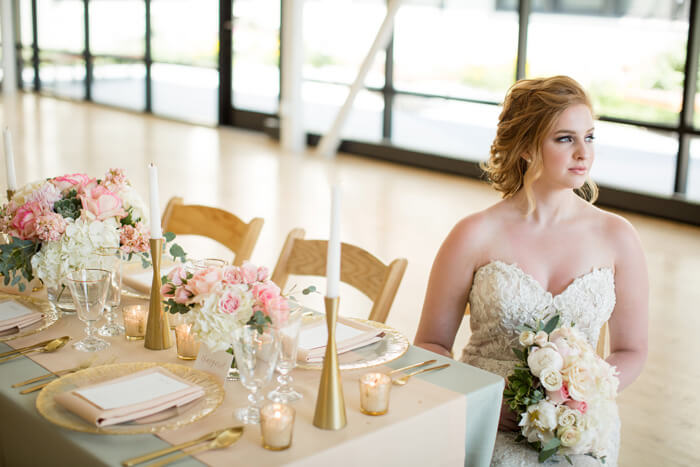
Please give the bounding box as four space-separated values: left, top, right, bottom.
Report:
461 260 620 466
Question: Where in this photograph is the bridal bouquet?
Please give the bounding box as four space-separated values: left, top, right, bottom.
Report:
160 261 290 351
504 315 619 464
0 169 185 291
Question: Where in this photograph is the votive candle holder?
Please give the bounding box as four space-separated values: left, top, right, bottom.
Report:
175 323 200 360
122 305 147 340
260 403 295 451
359 372 391 416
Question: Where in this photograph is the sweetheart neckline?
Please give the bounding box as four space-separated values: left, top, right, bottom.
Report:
475 260 613 299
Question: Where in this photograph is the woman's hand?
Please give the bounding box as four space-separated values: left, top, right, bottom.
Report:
498 401 519 432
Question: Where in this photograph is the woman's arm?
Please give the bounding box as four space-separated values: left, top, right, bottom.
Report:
606 216 649 391
414 216 485 357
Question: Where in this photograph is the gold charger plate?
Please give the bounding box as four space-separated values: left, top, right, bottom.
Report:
0 292 59 342
297 317 409 371
36 362 224 434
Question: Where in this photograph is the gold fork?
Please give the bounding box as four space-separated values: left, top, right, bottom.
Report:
19 356 117 394
12 355 98 387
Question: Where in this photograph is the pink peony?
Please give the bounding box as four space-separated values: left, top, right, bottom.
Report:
51 173 93 193
218 289 243 314
80 181 127 221
546 382 571 405
564 399 588 414
240 261 258 284
187 267 223 296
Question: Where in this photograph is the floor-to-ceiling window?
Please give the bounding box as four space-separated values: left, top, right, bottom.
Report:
12 0 700 224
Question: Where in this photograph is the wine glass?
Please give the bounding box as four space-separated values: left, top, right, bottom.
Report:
268 307 303 403
232 325 280 424
92 247 125 336
66 268 111 352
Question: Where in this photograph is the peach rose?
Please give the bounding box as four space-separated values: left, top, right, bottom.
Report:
187 267 223 296
546 383 571 405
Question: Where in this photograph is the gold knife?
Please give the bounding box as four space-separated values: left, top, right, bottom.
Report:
0 337 56 359
121 427 232 466
388 359 437 375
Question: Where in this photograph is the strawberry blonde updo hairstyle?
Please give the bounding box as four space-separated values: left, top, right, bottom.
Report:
482 75 598 213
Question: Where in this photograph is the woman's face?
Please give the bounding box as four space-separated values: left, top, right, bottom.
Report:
537 103 595 190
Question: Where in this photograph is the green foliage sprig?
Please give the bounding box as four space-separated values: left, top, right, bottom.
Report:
0 238 39 292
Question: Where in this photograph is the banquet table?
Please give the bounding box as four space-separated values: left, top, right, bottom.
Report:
0 297 503 467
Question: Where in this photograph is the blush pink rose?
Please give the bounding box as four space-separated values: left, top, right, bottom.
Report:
251 282 281 308
265 296 289 326
11 201 43 240
221 266 243 285
166 266 188 286
240 262 258 284
80 182 127 221
51 173 93 193
187 267 223 296
161 284 176 298
174 287 192 304
218 290 243 314
564 399 588 414
256 266 269 282
546 382 571 405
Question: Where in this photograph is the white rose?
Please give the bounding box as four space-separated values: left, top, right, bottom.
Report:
558 426 582 448
557 407 581 428
564 361 594 402
519 330 535 347
534 330 548 347
539 367 563 391
119 186 149 225
527 347 564 378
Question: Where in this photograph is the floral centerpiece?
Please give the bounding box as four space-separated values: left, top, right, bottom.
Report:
0 169 185 293
503 315 619 464
160 261 290 351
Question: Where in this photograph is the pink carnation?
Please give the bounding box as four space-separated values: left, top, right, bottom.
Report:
26 183 62 210
34 211 67 242
119 222 150 253
251 281 282 308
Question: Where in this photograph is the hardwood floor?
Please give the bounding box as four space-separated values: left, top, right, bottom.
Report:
2 93 698 466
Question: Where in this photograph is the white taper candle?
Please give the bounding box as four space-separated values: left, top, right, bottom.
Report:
326 185 341 298
3 127 17 191
148 163 162 239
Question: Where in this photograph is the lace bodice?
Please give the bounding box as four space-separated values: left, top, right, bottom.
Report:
461 260 619 466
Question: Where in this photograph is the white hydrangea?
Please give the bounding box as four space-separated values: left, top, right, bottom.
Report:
187 285 254 352
31 217 120 289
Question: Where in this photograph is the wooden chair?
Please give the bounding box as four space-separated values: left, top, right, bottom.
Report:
271 228 408 323
161 197 264 266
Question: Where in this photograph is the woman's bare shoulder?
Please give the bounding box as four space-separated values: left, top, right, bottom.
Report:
585 203 643 258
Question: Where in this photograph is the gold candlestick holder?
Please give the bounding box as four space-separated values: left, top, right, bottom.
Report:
312 296 347 430
6 189 14 201
144 237 172 350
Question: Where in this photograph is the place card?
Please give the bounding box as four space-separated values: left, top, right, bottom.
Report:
0 300 35 320
193 343 234 384
75 372 190 410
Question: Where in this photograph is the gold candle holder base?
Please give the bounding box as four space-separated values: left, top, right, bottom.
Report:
312 296 347 430
144 238 172 350
6 189 14 201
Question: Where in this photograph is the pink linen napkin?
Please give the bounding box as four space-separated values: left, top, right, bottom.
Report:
0 300 44 335
54 367 204 427
297 317 384 363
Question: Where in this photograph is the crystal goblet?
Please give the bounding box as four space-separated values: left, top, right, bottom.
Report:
92 247 125 337
232 325 280 424
268 308 303 403
66 268 111 352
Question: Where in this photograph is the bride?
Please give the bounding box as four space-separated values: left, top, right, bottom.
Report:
414 76 648 466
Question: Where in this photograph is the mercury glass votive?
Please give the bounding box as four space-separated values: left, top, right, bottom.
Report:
359 372 392 416
175 323 200 360
260 403 295 451
122 305 147 340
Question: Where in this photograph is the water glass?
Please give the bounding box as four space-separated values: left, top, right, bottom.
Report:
92 247 125 337
66 269 111 352
232 325 280 424
268 308 303 403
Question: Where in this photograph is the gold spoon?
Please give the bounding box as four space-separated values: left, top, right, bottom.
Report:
392 363 450 386
0 336 70 364
144 427 244 467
